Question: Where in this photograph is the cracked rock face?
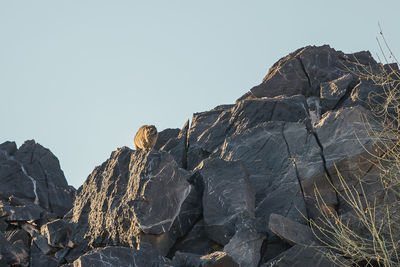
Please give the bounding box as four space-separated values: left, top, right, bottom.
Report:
0 140 73 217
0 140 73 266
240 45 380 102
194 158 255 245
73 244 173 267
69 147 200 257
301 106 382 219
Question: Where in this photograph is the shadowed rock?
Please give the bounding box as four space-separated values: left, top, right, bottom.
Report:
160 120 190 168
261 244 345 267
301 106 381 219
223 224 265 267
0 140 73 217
269 214 315 246
72 244 173 267
194 158 255 245
154 128 180 151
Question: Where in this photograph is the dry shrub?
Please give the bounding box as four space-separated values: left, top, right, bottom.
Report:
309 28 400 267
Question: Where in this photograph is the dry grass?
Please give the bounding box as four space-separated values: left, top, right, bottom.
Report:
309 29 400 267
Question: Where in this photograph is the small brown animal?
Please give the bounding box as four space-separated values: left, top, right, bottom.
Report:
134 125 158 151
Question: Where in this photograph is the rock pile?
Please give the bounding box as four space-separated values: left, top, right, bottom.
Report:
0 140 74 266
1 45 398 266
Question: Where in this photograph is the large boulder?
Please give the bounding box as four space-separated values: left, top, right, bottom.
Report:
0 231 29 266
160 120 190 169
301 106 381 219
69 147 201 258
194 158 255 245
153 128 180 151
223 224 265 267
218 121 309 224
187 105 234 170
168 219 221 257
0 140 73 217
268 214 315 246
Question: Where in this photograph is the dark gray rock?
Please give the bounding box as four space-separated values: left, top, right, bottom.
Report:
161 120 189 168
0 150 38 203
343 77 388 111
200 251 239 267
0 141 17 156
0 198 44 222
188 106 233 148
280 123 325 187
21 222 39 237
0 140 73 217
249 47 312 98
261 244 343 267
69 147 199 256
238 45 381 108
72 244 173 267
320 73 357 111
268 214 315 246
195 158 255 245
314 106 379 169
175 252 242 267
55 247 70 264
0 255 7 267
0 231 28 266
169 219 221 257
229 95 309 135
63 242 89 264
192 96 310 165
0 218 7 231
168 176 203 241
259 234 293 264
187 105 233 170
154 128 180 151
215 119 323 261
223 225 265 267
4 229 30 250
218 122 308 225
13 140 73 217
302 106 381 219
298 45 349 94
41 219 72 248
172 251 202 267
32 234 53 255
194 108 232 154
187 146 212 171
29 241 58 267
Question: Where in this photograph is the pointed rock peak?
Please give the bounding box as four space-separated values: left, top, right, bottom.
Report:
238 45 382 103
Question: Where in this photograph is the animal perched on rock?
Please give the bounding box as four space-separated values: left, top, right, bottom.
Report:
134 125 158 151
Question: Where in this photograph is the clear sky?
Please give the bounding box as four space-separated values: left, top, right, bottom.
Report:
1 1 399 188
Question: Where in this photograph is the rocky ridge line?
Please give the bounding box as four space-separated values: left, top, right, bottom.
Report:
0 44 398 266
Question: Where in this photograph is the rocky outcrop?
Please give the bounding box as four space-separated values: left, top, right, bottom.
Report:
1 45 396 266
0 140 73 217
68 148 201 257
0 140 74 266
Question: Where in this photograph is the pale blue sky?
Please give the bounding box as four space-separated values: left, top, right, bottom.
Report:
1 1 399 188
